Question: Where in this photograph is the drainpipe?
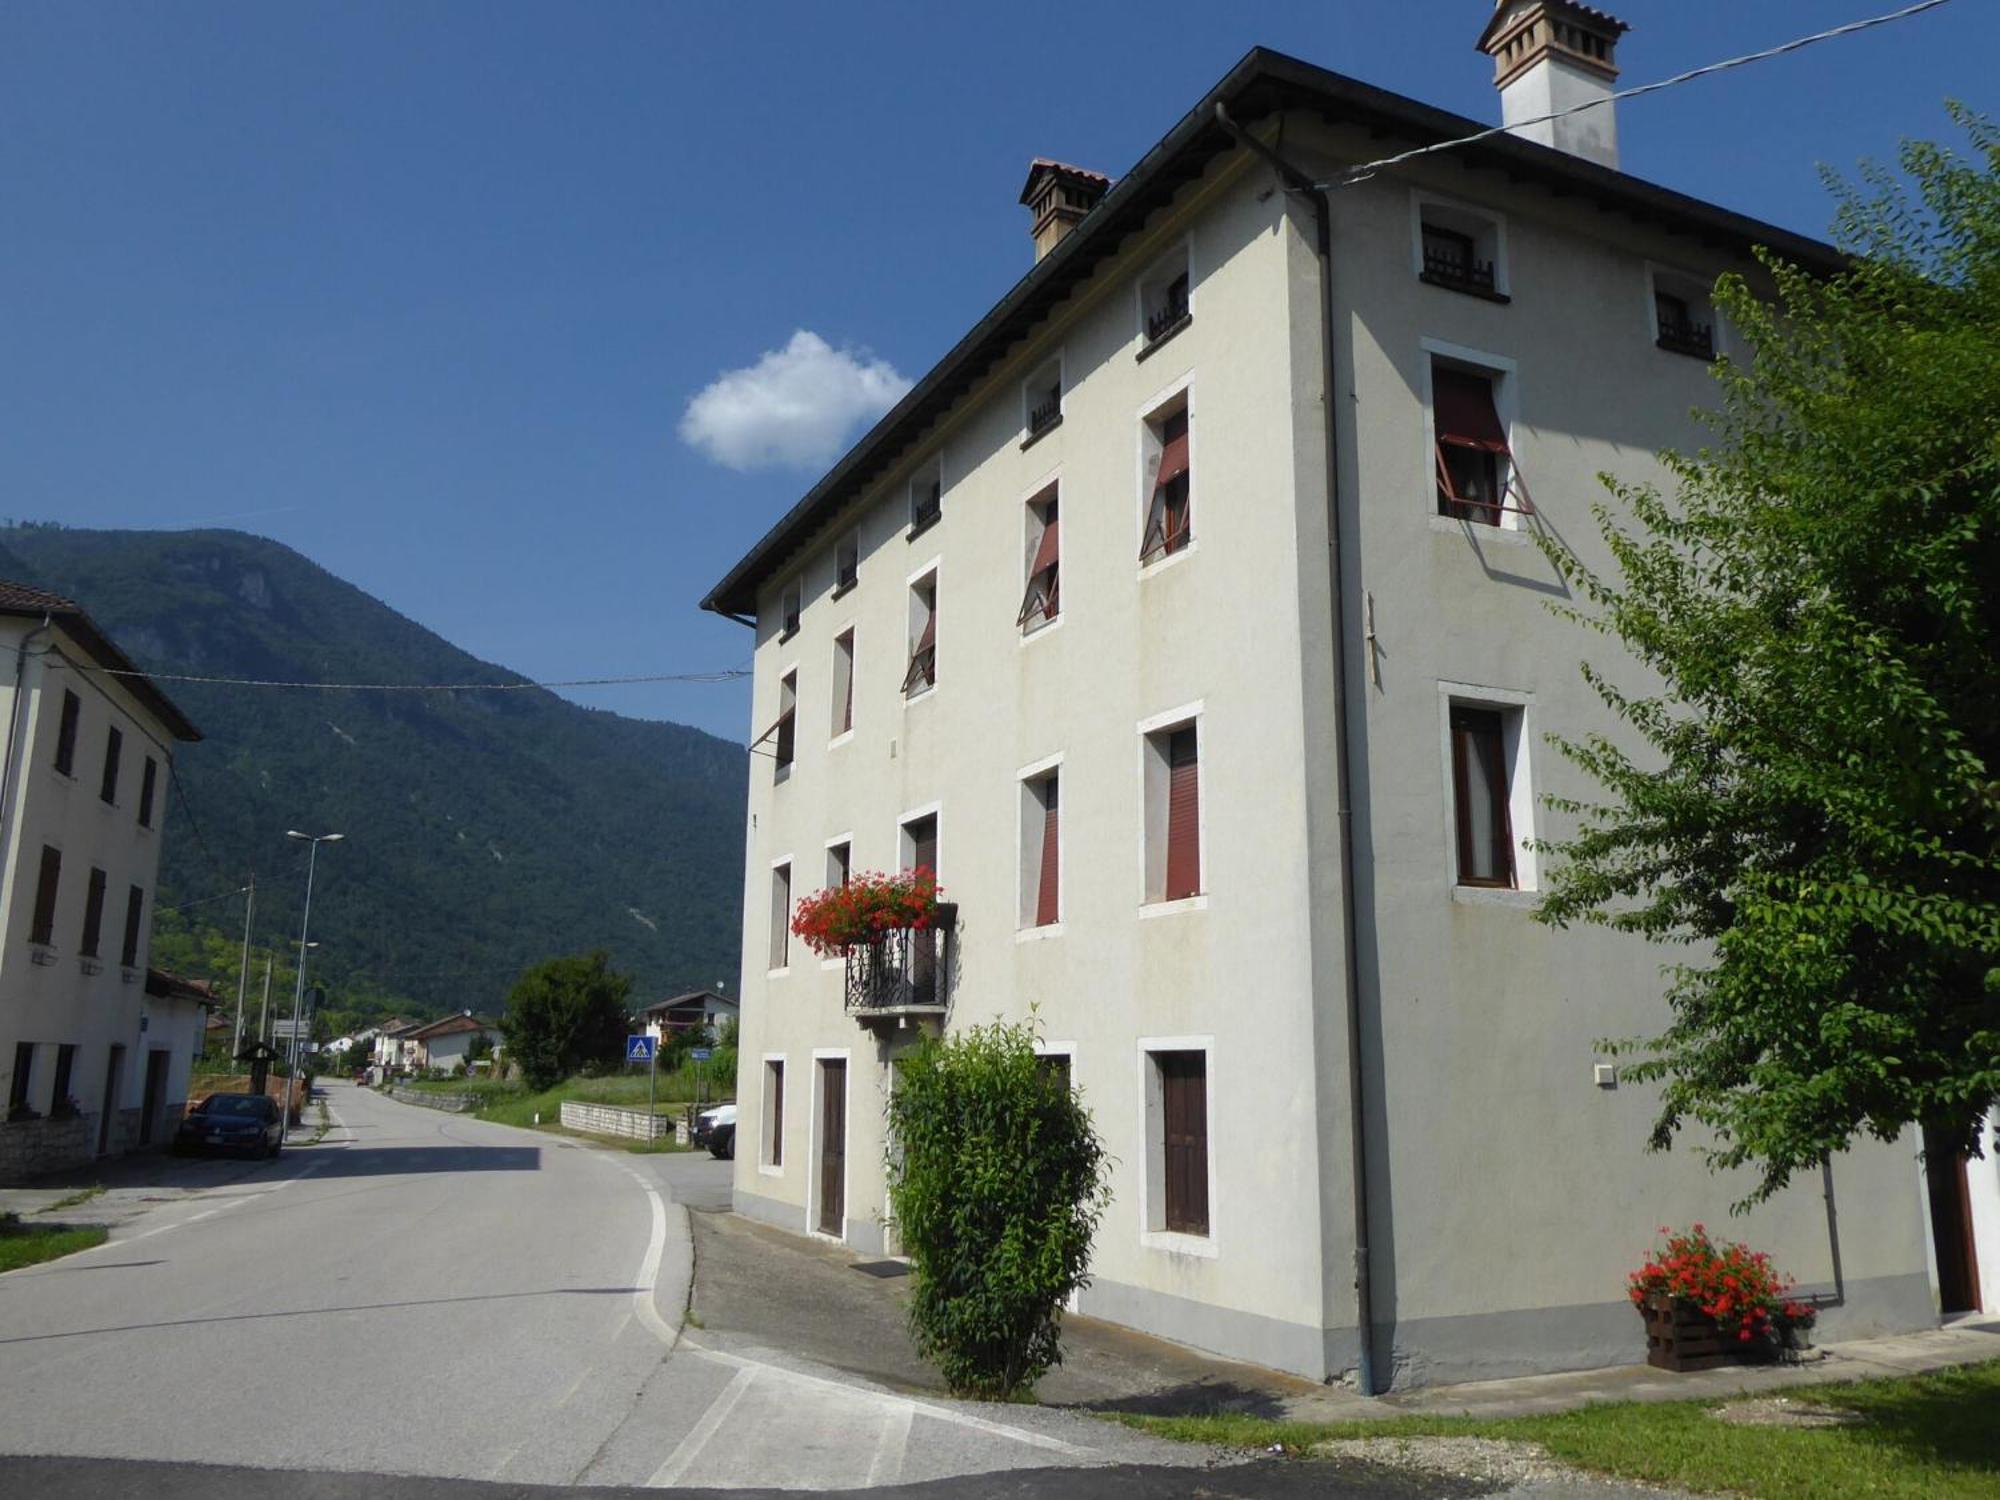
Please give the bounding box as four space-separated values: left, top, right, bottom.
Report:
0 615 54 870
1214 103 1378 1396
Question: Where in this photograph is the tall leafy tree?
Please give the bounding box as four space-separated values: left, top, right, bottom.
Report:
499 950 634 1090
1536 109 2000 1201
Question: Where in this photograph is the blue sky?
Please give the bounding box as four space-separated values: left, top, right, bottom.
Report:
5 1 1992 742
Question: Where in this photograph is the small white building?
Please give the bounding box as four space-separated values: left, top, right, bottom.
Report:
641 989 738 1043
0 580 203 1180
405 1012 499 1072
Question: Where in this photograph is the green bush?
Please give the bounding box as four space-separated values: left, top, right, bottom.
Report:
499 950 633 1091
885 1019 1110 1399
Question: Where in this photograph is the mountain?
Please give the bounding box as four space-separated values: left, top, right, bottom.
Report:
3 525 748 1015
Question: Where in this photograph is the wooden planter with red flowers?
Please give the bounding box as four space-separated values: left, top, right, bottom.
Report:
1628 1224 1800 1372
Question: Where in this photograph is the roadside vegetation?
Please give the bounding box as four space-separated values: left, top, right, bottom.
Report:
1111 1361 2000 1500
398 1065 730 1130
37 1185 105 1215
0 1213 109 1274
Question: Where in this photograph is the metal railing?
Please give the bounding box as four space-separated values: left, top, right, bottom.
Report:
1421 245 1498 293
1655 317 1715 359
844 903 956 1020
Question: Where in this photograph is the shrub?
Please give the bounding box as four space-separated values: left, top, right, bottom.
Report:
886 1018 1110 1398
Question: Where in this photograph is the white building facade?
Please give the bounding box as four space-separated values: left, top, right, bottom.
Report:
703 16 1946 1386
0 582 203 1180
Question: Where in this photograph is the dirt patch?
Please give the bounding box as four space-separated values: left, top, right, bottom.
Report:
1712 1396 1866 1429
1312 1435 1572 1485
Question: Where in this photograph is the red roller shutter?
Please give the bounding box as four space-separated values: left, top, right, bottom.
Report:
1034 777 1060 927
1433 368 1509 452
1164 728 1200 900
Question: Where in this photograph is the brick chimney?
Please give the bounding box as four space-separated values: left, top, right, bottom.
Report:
1477 1 1629 169
1020 159 1112 262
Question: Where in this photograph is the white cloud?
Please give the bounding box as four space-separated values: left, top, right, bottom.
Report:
679 330 911 471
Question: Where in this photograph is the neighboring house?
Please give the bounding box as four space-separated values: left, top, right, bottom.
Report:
0 580 203 1180
405 1012 498 1072
372 1018 426 1071
701 8 1944 1388
641 989 738 1042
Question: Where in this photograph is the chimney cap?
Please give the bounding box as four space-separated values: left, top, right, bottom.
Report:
1018 158 1113 206
1479 1 1629 87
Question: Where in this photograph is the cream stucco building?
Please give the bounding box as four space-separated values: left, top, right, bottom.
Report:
701 9 1947 1387
0 580 204 1180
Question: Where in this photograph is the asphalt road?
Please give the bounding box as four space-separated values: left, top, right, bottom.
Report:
3 1082 1350 1495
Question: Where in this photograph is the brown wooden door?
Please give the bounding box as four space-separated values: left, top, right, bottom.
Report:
1160 1052 1209 1235
1924 1125 1983 1313
97 1046 123 1155
818 1059 847 1236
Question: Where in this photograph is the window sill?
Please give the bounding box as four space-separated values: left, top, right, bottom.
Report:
1020 414 1063 452
1419 272 1511 304
774 764 793 785
1136 315 1192 363
1015 923 1064 943
79 956 102 976
1451 884 1539 909
1020 616 1064 648
121 966 140 985
776 626 799 646
1141 1228 1217 1259
1139 894 1207 920
904 685 937 708
28 944 57 967
50 768 77 786
1428 513 1531 544
827 730 853 751
1655 338 1716 362
906 512 941 543
1137 541 1198 579
766 967 792 981
758 1162 785 1179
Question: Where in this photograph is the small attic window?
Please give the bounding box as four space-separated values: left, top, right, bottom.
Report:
1138 247 1191 355
1023 356 1063 445
908 455 943 537
1650 270 1717 361
779 580 802 641
1416 198 1508 302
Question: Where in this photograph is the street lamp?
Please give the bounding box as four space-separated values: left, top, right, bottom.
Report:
283 830 343 1143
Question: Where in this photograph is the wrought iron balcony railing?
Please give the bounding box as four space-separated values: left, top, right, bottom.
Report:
1655 317 1715 360
844 903 956 1024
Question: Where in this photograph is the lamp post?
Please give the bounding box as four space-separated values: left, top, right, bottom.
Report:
283 830 343 1143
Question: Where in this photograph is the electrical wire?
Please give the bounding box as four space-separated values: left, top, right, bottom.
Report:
160 885 253 913
1324 0 1958 187
46 658 750 692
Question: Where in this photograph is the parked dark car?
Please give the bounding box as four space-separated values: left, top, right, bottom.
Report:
692 1103 736 1159
174 1093 283 1158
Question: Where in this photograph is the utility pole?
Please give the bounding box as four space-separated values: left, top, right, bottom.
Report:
281 830 343 1144
257 955 273 1046
232 872 256 1055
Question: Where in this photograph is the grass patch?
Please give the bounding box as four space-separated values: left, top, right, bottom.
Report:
38 1184 105 1215
1109 1360 2000 1500
0 1212 109 1273
399 1071 727 1131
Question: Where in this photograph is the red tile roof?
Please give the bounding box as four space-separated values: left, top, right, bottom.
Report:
0 578 201 741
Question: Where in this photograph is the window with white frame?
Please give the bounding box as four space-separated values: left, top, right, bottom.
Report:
902 572 937 697
769 861 792 971
834 532 860 595
768 670 797 779
763 1058 785 1168
825 838 851 890
830 630 855 739
1019 766 1060 928
909 456 943 535
1650 268 1716 360
1139 396 1191 563
779 579 802 640
1142 719 1201 903
1017 487 1059 632
1431 356 1525 527
1145 1047 1209 1236
1416 198 1507 300
1139 246 1191 351
1023 356 1062 443
1445 699 1535 891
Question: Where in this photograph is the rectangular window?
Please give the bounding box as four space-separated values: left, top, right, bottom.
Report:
1140 248 1192 350
826 839 851 890
779 580 802 641
1143 723 1201 903
1024 357 1062 442
902 574 937 697
909 456 943 535
50 1044 77 1114
1017 490 1060 633
831 631 855 738
901 813 938 879
80 867 107 958
764 1059 785 1168
1151 1050 1209 1236
100 726 123 804
834 533 860 595
769 863 792 972
1450 706 1515 888
1038 1051 1072 1092
122 885 144 968
1432 360 1514 526
1140 402 1191 563
1020 769 1060 927
138 757 159 828
8 1042 33 1117
1653 287 1715 359
772 671 797 777
55 690 81 776
30 845 61 946
1415 200 1506 300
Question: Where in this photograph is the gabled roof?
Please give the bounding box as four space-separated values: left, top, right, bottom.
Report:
641 988 737 1017
146 968 220 1006
700 46 1841 620
405 1012 496 1040
0 579 201 741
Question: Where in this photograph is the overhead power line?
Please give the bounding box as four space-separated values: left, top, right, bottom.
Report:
47 660 750 692
1326 0 1958 188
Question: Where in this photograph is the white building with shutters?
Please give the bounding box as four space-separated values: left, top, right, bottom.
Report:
0 582 204 1181
701 6 1947 1388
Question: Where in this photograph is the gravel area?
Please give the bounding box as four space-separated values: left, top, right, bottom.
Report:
1712 1395 1866 1429
1312 1437 1574 1487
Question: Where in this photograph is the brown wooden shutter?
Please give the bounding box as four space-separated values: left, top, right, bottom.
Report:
100 726 123 803
138 758 158 828
1160 1052 1209 1235
122 886 144 968
1433 367 1509 452
1035 777 1060 926
1016 515 1061 627
1164 728 1200 900
80 868 107 958
30 845 61 946
56 691 81 776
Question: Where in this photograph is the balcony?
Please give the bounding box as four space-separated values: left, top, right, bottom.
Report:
1420 244 1505 300
1655 316 1715 360
845 903 956 1029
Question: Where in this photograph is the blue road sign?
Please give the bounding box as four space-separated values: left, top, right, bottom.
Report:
689 1047 712 1063
626 1035 657 1063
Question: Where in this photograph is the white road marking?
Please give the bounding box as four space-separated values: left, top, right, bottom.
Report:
865 1400 914 1487
645 1363 757 1488
553 1369 590 1409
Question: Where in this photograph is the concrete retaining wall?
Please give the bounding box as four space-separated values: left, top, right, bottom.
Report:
560 1100 671 1140
0 1114 98 1182
387 1086 481 1114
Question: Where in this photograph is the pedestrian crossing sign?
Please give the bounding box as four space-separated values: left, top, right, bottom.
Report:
626 1035 656 1063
